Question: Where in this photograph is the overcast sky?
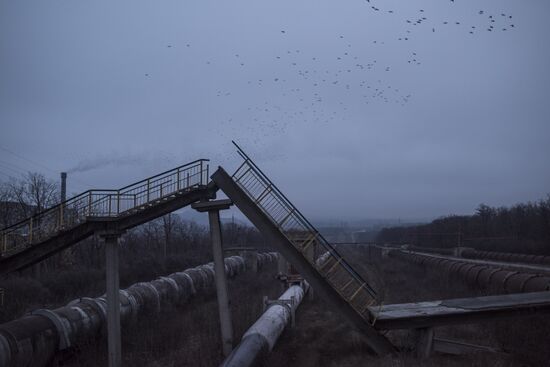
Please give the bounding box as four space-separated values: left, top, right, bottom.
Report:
1 0 549 223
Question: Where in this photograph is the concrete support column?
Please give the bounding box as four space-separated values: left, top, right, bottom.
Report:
415 327 434 359
241 250 258 273
103 233 122 367
192 199 234 358
209 209 234 356
277 253 288 291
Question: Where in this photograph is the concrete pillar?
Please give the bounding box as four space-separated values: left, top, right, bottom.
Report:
277 253 288 292
241 250 258 273
277 253 287 276
192 199 234 358
103 234 121 367
208 210 234 357
415 327 434 359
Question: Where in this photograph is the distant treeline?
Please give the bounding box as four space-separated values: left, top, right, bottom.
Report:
376 196 550 255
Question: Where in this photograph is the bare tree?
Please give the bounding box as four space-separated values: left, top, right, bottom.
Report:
8 172 58 218
162 213 174 261
0 182 12 228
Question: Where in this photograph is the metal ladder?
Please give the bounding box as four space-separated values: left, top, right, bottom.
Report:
230 143 379 321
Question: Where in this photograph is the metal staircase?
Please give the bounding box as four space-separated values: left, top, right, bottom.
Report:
1 159 213 275
211 143 395 355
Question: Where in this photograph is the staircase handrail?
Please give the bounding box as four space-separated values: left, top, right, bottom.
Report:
1 159 209 255
230 142 376 297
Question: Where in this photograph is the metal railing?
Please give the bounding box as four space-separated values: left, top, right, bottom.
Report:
230 142 378 317
1 159 209 256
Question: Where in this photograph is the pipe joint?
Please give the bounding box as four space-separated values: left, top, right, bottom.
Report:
31 309 72 350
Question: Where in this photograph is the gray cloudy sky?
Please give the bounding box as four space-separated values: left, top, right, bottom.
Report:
1 0 549 222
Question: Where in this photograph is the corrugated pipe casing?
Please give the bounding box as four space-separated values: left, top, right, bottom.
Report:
389 250 550 293
0 253 277 367
461 249 550 266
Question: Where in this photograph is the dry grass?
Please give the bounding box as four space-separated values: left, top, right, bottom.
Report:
57 263 281 367
18 245 550 366
261 245 546 367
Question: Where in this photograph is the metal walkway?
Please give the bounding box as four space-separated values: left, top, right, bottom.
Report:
0 160 214 276
211 143 395 355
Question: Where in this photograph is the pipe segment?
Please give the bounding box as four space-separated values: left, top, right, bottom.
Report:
461 249 550 266
389 250 550 293
220 283 308 367
0 252 278 367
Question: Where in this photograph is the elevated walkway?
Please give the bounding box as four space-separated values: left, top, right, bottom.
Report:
0 160 215 276
211 143 395 355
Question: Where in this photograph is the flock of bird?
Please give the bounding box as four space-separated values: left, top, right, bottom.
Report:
144 1 517 146
365 2 516 39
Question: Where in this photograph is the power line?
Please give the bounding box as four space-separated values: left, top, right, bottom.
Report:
0 145 59 176
0 159 29 175
0 145 93 189
0 171 17 180
0 163 24 177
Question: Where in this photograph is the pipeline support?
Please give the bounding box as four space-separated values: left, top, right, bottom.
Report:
192 199 235 357
220 283 308 367
103 233 122 367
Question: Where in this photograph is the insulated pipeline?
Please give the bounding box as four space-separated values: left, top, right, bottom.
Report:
460 249 550 266
220 283 308 367
0 252 279 367
389 250 550 293
407 245 455 256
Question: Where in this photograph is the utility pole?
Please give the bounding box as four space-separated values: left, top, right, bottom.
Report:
457 223 462 247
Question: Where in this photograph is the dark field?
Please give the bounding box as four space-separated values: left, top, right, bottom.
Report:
8 244 543 367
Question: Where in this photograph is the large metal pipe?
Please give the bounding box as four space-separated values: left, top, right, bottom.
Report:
220 283 307 367
461 248 550 266
389 250 550 293
0 252 279 367
406 245 455 256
